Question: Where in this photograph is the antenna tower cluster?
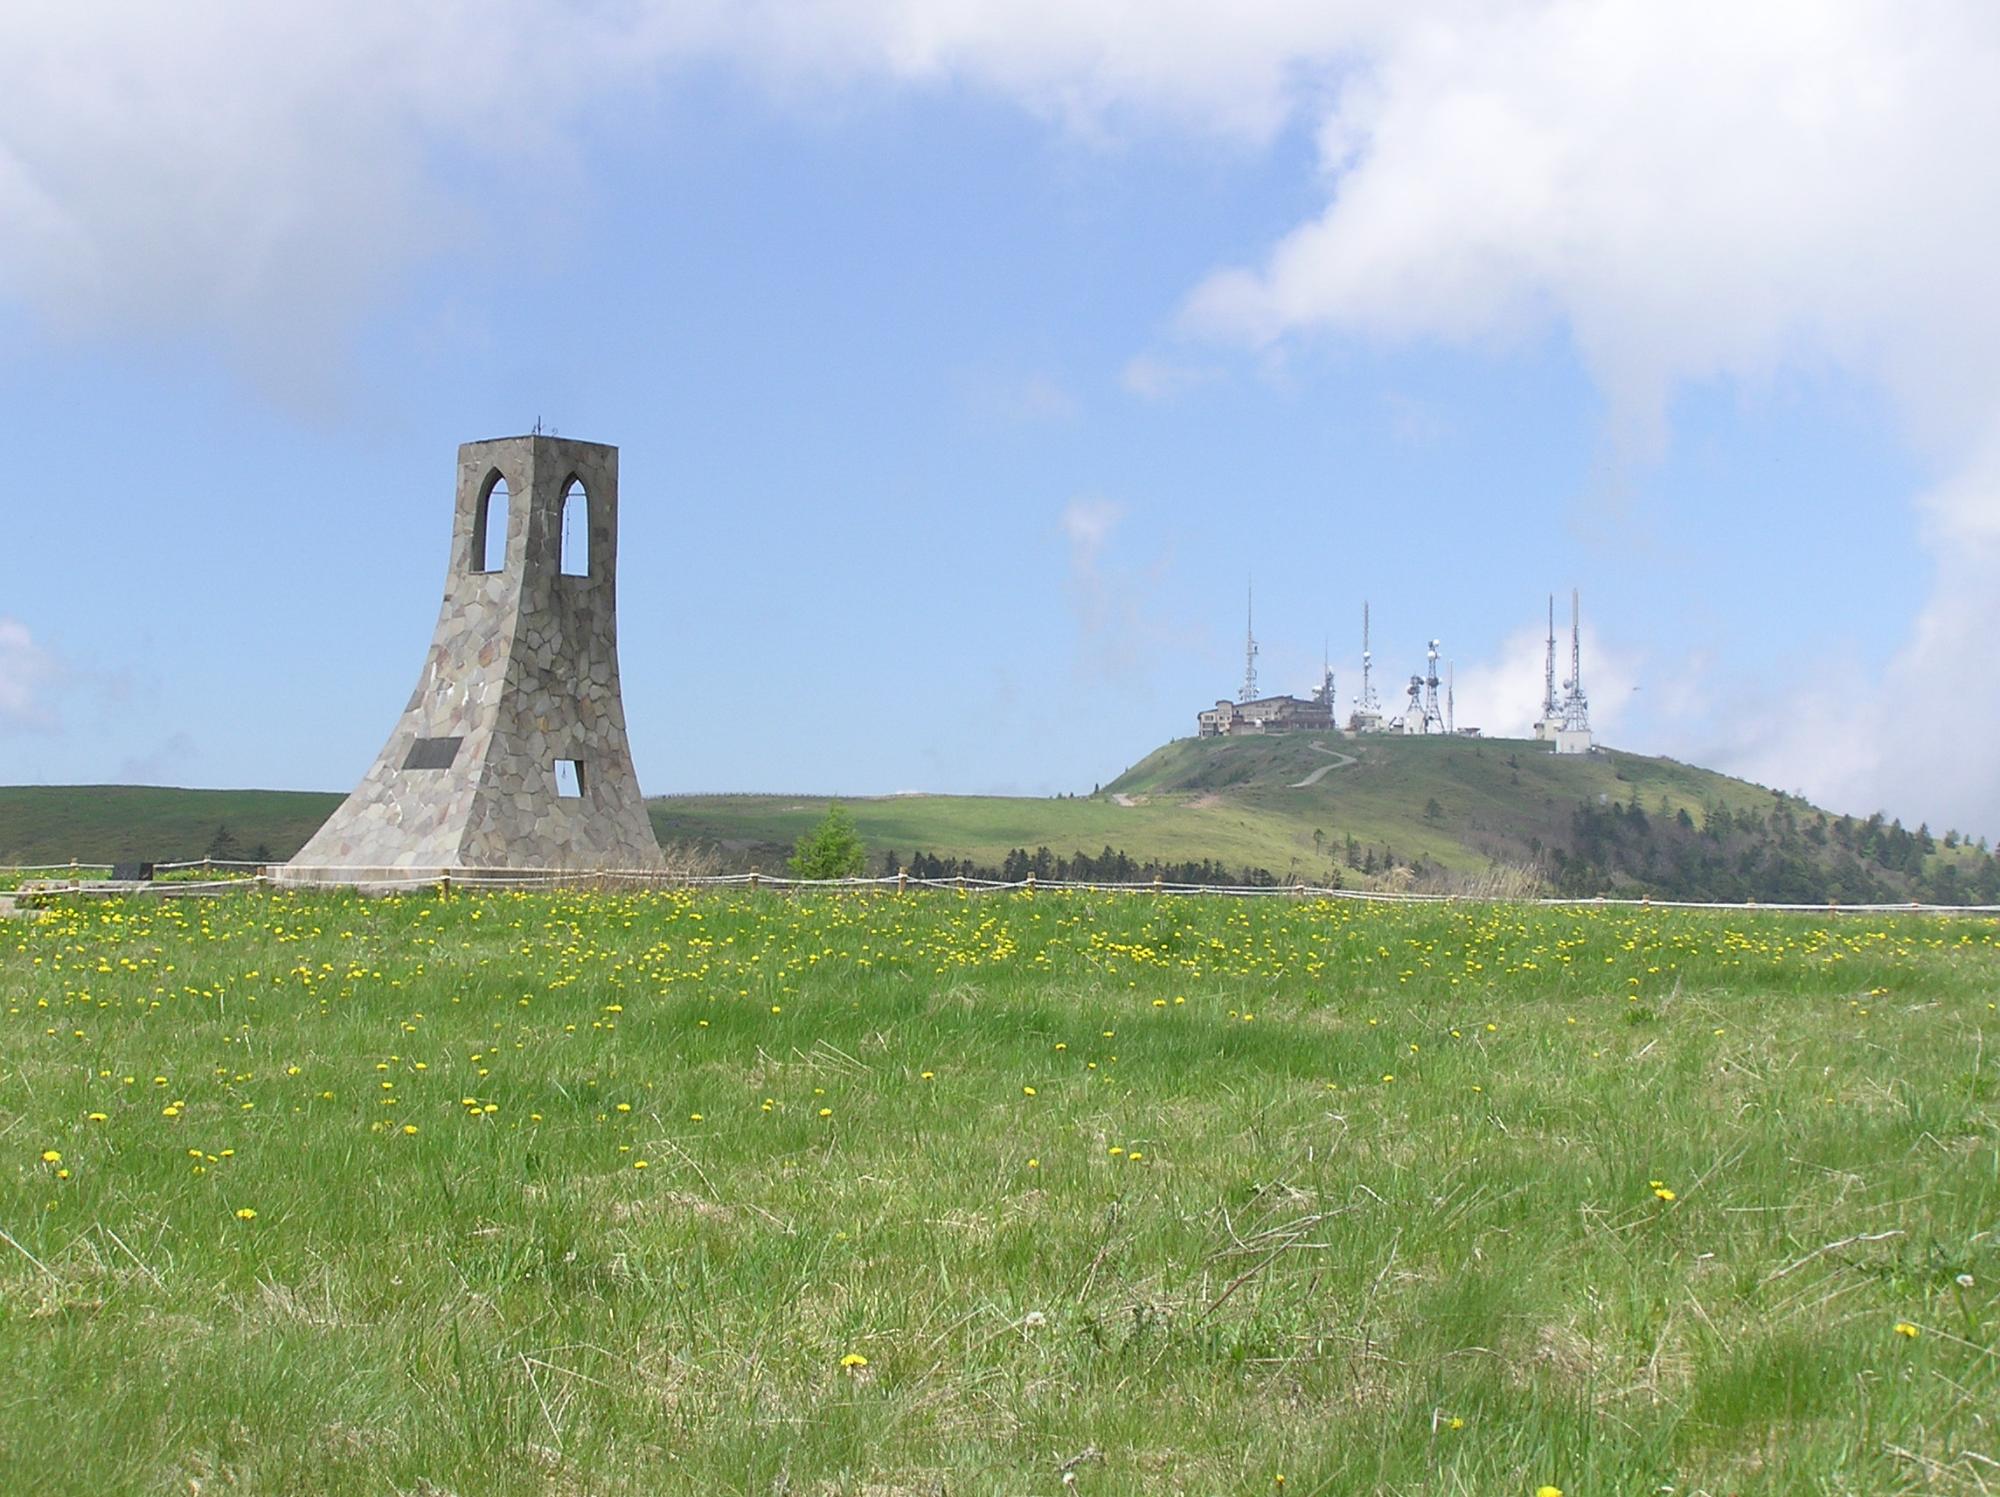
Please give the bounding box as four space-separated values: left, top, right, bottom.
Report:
1197 583 1597 750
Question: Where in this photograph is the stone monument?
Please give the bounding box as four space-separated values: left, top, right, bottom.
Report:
283 435 663 882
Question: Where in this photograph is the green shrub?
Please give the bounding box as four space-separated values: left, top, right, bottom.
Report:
789 803 866 880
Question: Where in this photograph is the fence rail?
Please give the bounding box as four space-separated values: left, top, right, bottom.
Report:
5 862 1999 916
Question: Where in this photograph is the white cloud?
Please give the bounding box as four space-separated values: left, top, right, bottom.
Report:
1165 3 2000 828
964 370 1079 424
0 617 60 733
1449 609 1639 744
12 2 2000 826
0 0 1363 383
1059 497 1185 685
1120 354 1220 401
1061 497 1125 557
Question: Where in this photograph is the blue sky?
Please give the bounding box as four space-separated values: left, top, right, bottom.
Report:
2 4 1994 834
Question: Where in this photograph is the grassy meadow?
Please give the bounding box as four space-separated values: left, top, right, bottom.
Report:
3 888 1997 1494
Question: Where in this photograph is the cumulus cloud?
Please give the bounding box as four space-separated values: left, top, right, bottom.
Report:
11 1 2000 824
1449 609 1640 745
0 0 1359 385
0 617 60 733
1169 3 2000 827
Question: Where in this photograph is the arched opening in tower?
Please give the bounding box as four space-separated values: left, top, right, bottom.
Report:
560 478 589 577
473 473 510 574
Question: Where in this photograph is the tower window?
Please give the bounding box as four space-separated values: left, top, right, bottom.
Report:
555 759 586 799
472 473 509 573
559 478 589 577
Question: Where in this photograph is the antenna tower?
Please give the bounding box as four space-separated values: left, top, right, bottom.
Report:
1239 580 1260 703
1357 601 1380 713
1560 589 1591 733
1541 594 1557 726
1418 640 1446 734
1446 661 1455 735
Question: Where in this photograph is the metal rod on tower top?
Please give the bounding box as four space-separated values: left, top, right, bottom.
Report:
1571 587 1582 699
1239 579 1259 704
1544 594 1557 721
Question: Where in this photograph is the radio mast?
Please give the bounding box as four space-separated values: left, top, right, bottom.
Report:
1239 580 1260 704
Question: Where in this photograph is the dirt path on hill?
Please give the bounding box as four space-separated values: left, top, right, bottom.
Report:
1291 740 1358 788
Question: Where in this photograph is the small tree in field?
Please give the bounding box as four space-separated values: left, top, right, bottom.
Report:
789 805 866 880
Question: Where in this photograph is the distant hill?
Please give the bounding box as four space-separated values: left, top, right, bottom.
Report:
5 734 1993 901
0 786 341 867
655 734 1994 902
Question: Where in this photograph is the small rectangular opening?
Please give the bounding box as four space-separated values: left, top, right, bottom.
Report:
555 759 586 799
403 736 463 771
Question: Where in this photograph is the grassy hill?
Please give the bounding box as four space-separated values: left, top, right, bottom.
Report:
664 736 1796 869
0 785 342 868
3 733 1989 900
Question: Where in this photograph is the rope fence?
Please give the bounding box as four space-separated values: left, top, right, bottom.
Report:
4 862 1999 916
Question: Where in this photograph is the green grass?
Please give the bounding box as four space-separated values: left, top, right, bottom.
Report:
0 785 340 867
4 889 1996 1493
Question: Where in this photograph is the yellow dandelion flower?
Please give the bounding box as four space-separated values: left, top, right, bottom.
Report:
1653 1187 1676 1202
1894 1321 1919 1338
1027 1158 1040 1169
818 1107 832 1118
1022 1086 1037 1097
402 1123 419 1135
235 1207 257 1221
40 1150 60 1164
634 1159 649 1170
840 1353 868 1368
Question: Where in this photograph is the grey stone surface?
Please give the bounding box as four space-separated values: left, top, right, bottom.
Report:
281 436 663 880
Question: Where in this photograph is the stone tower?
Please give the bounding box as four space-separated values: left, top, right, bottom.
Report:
285 435 663 880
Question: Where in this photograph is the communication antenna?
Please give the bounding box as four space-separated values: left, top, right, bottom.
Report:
1239 580 1260 703
1403 673 1424 733
1357 600 1380 713
1447 661 1455 735
1560 588 1591 734
1419 640 1445 734
1542 594 1557 726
